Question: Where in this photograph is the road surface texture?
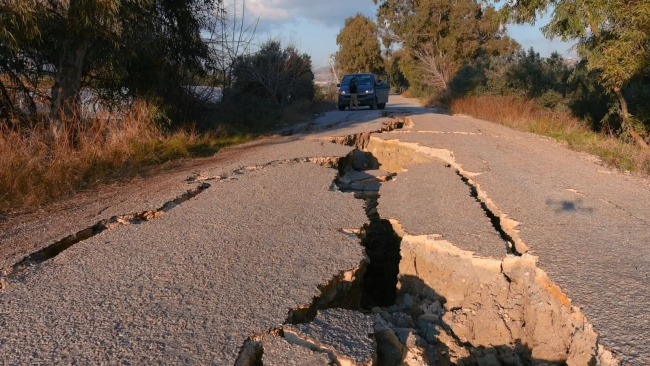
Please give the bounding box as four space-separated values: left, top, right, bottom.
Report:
0 95 648 365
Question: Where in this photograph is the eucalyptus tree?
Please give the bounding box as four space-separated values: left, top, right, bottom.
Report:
373 0 516 94
0 0 223 132
335 14 384 75
500 0 650 146
0 0 44 118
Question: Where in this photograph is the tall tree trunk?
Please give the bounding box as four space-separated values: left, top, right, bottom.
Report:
586 3 647 149
49 40 88 139
615 87 648 148
328 55 339 83
0 79 17 120
49 0 89 139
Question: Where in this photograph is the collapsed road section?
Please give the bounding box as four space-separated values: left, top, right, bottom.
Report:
236 115 620 365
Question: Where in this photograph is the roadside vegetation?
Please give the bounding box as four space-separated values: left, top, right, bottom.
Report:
0 1 331 212
0 104 253 209
447 48 650 174
451 96 650 173
333 0 650 175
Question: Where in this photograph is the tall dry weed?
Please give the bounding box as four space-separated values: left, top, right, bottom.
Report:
0 103 238 211
450 95 650 174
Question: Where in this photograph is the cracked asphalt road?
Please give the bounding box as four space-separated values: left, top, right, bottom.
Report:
1 95 649 364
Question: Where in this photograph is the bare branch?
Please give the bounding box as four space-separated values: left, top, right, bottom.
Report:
411 43 450 92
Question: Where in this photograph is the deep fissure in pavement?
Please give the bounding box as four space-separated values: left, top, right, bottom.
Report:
2 182 211 279
285 261 366 324
359 219 402 309
234 338 265 366
232 118 415 365
318 119 620 365
455 171 517 254
332 148 403 309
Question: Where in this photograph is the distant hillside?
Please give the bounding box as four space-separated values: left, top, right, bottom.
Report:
314 65 337 85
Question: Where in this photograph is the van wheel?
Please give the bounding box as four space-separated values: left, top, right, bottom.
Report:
338 105 346 111
371 98 378 110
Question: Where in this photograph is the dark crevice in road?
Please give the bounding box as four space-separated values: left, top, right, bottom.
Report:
233 115 415 365
330 147 403 309
283 142 407 323
359 219 402 309
285 260 366 324
2 182 211 280
455 171 518 255
327 115 414 151
234 338 265 366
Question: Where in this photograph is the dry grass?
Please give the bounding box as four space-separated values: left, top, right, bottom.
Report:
0 103 252 211
450 95 650 175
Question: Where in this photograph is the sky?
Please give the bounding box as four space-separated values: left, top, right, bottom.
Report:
236 0 577 68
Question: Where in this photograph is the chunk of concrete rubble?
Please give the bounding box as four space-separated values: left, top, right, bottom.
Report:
339 170 392 185
261 335 331 366
372 308 439 366
401 332 432 366
475 352 500 366
387 312 416 329
374 328 404 366
417 314 441 343
387 293 414 313
338 182 382 193
283 308 376 366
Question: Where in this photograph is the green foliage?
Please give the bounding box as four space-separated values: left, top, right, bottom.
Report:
499 0 650 141
373 0 517 96
227 40 315 129
505 49 572 98
233 40 315 105
335 14 384 74
0 0 219 123
448 46 650 138
584 1 650 93
396 53 433 98
386 50 409 92
0 0 41 52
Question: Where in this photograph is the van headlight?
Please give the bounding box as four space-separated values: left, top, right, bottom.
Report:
366 89 374 94
340 91 346 95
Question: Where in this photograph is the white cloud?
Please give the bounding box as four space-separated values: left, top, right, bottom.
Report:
246 0 291 21
240 0 376 30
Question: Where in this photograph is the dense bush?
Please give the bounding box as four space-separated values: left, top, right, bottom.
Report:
222 40 316 130
449 48 650 138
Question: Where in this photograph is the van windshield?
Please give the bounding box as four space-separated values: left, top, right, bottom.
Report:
341 75 374 86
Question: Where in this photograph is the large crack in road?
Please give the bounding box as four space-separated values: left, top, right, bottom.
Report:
233 115 620 365
1 182 211 280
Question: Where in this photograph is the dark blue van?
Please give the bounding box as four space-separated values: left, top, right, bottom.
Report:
337 73 390 111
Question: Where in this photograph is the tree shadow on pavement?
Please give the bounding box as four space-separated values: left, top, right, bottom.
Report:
545 198 595 214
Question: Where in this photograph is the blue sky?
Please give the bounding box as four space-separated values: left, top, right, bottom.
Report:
240 0 577 67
